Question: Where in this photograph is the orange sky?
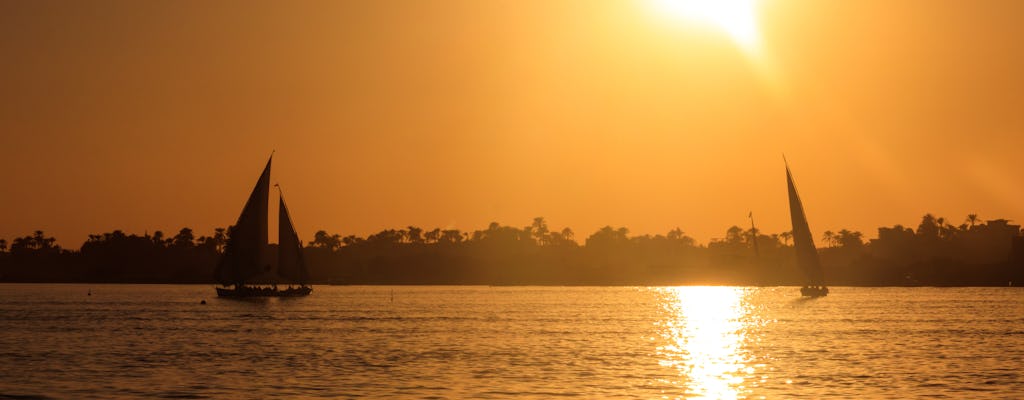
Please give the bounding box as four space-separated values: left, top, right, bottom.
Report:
2 0 1023 246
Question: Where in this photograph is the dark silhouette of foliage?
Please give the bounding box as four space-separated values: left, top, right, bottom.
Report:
0 214 1021 285
309 230 342 251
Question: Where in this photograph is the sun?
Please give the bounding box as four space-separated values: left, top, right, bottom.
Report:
652 0 762 51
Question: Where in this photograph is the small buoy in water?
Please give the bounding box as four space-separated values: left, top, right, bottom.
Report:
200 300 207 305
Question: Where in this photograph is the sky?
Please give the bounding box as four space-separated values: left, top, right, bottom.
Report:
2 0 1023 247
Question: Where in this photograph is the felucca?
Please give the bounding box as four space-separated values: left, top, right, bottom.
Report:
215 155 312 297
785 160 828 297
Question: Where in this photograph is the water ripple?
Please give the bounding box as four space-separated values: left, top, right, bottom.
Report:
0 285 1022 398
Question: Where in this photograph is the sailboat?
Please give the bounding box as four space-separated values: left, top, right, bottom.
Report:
785 160 829 297
215 155 312 297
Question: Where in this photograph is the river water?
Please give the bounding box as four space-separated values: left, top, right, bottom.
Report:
0 285 1021 399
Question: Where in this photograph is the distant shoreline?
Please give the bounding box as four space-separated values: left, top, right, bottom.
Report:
2 214 1022 287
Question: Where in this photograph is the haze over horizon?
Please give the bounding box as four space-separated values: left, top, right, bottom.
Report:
3 0 1023 247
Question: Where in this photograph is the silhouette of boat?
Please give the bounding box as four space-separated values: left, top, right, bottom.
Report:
215 155 312 297
786 159 829 297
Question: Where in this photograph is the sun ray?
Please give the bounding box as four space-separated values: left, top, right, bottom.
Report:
648 0 788 98
651 0 762 52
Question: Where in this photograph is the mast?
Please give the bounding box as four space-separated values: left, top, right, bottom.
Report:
277 186 309 286
785 161 825 286
215 155 272 286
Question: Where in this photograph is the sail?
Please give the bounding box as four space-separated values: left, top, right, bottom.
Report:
786 163 825 286
216 156 272 285
277 191 309 285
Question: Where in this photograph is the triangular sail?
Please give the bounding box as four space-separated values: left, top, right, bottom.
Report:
277 190 309 285
216 156 272 285
786 163 825 286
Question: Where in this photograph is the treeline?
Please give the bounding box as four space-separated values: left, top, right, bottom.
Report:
1 215 1022 285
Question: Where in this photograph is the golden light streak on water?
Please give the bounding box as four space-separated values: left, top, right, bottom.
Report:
3 286 1024 398
657 287 752 399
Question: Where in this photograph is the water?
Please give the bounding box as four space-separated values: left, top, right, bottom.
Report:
1 285 1022 399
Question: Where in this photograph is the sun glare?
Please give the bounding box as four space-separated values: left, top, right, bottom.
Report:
652 0 762 50
657 287 752 399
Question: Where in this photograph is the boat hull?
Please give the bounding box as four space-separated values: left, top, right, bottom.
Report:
800 286 829 297
216 286 312 298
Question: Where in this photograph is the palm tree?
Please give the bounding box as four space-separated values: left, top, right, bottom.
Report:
212 228 228 252
0 239 6 253
779 231 793 246
822 230 836 248
172 228 195 248
560 227 574 243
837 229 864 247
11 237 31 254
151 231 166 247
917 214 940 238
725 226 744 244
530 217 549 245
937 218 959 240
965 213 981 229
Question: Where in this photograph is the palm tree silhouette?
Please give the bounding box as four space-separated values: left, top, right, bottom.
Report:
965 213 981 229
560 227 574 243
779 231 792 246
822 230 836 248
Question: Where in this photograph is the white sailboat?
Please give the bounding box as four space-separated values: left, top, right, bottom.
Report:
786 160 828 297
215 155 312 297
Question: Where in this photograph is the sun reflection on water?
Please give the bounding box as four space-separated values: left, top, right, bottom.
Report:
657 286 752 399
